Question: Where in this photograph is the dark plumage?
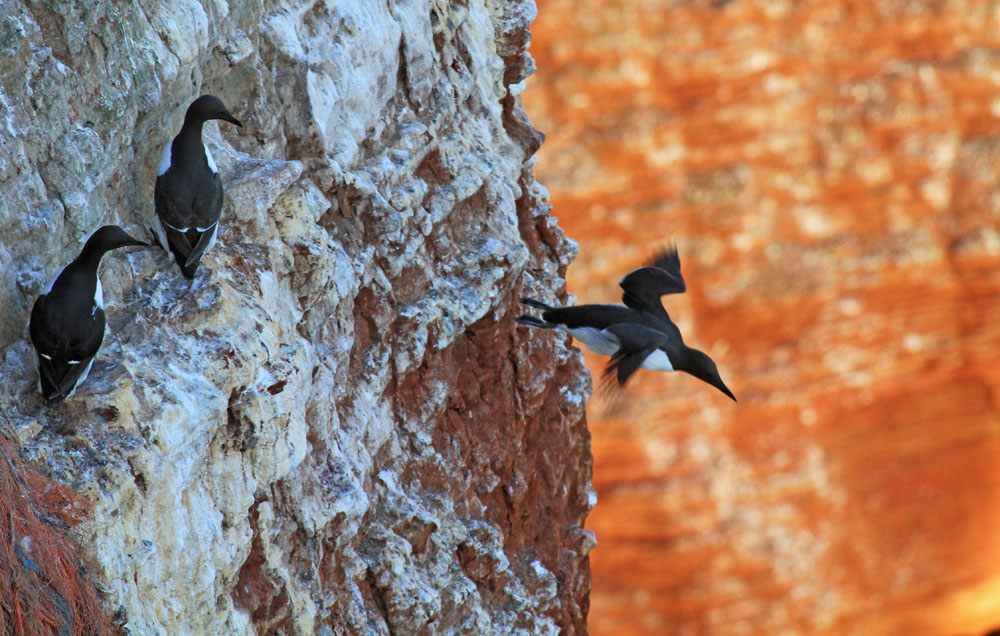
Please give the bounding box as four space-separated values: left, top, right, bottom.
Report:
29 226 149 407
516 245 736 401
153 94 242 278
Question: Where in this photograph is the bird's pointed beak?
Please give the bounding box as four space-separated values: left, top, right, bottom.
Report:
715 377 737 402
221 112 243 127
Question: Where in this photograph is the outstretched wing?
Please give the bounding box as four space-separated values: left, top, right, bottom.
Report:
619 244 686 314
602 323 669 388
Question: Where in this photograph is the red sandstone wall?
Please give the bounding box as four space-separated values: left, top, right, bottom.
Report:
524 1 1000 634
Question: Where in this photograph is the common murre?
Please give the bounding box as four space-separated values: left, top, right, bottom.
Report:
29 225 150 407
152 94 242 279
516 245 736 401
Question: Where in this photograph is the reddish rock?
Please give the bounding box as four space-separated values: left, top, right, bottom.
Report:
525 1 1000 634
0 429 113 636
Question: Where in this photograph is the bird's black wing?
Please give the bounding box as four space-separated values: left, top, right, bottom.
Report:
154 173 184 228
202 173 224 225
602 323 669 388
539 303 643 330
181 173 224 273
39 352 97 406
29 295 65 393
618 244 686 314
155 175 196 262
30 297 106 405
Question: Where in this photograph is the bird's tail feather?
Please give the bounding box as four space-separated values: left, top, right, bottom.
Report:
178 261 198 280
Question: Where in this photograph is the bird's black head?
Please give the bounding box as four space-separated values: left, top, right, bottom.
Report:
682 348 736 402
83 225 150 257
185 94 243 127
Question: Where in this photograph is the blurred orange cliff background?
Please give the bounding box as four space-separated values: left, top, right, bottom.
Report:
522 1 1000 634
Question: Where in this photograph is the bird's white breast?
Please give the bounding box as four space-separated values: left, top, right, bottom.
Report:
157 140 173 175
91 276 103 317
204 143 217 173
641 349 674 372
567 327 620 357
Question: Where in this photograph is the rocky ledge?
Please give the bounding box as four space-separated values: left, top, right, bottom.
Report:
0 0 593 633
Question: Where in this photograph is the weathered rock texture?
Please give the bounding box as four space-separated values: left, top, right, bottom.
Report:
0 1 594 634
526 1 1000 635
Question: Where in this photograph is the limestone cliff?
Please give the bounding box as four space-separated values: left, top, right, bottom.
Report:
0 0 594 634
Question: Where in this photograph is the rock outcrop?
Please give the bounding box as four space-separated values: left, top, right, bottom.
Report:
0 1 593 634
527 1 1000 635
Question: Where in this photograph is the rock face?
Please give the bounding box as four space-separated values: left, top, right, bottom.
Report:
0 1 594 634
526 1 1000 635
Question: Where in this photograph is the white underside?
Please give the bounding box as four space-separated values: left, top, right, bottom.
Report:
567 327 620 357
567 326 675 372
640 349 674 372
92 276 103 315
204 144 217 173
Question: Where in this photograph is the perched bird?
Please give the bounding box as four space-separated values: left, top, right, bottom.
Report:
29 225 150 407
152 94 242 278
517 246 736 401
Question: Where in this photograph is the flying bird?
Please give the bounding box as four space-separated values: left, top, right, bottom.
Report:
152 94 242 278
517 245 736 401
29 225 149 407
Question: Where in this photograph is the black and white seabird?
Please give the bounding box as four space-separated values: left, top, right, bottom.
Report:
516 246 736 401
152 94 242 279
29 225 149 407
